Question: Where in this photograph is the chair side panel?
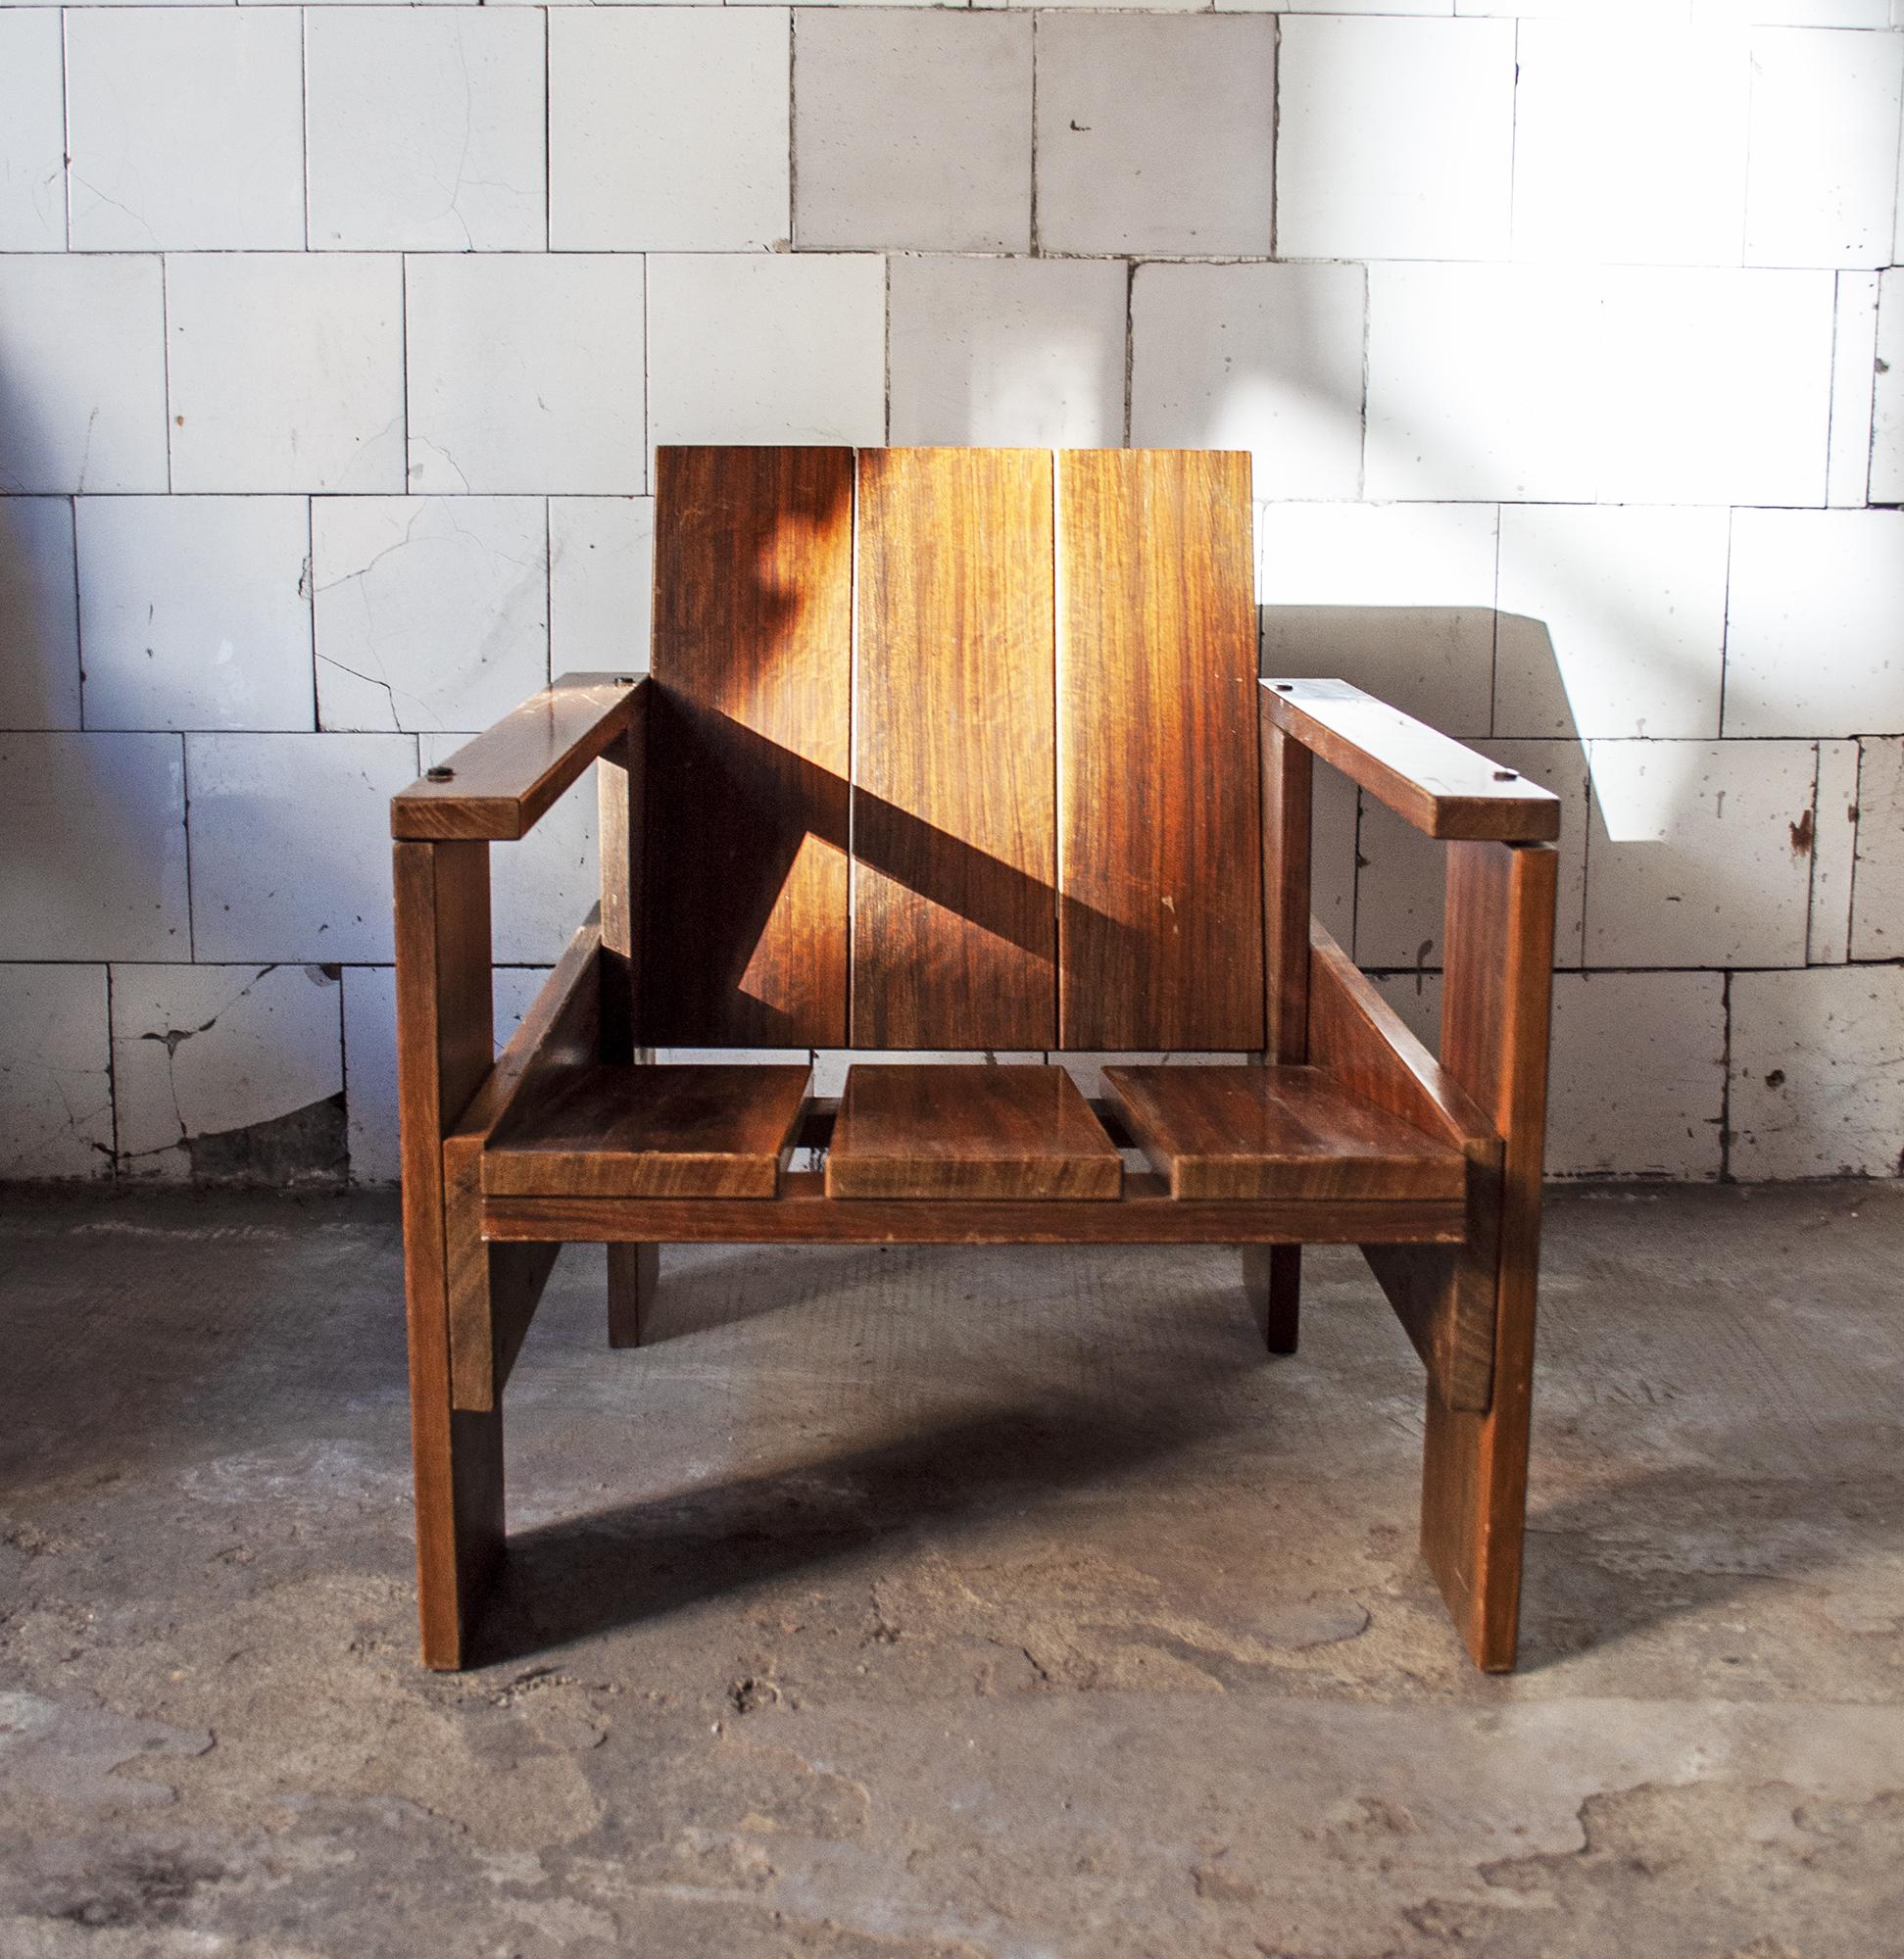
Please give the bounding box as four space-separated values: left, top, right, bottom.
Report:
852 447 1058 1049
1055 448 1266 1051
642 445 854 1047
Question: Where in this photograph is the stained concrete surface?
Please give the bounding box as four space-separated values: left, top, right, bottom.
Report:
0 1181 1900 1958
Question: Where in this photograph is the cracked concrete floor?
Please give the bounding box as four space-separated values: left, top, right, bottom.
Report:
1 1183 1900 1958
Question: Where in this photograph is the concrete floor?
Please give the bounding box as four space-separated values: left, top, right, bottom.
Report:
0 1184 1900 1957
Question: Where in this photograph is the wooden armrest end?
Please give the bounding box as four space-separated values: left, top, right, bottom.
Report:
392 672 647 841
1261 677 1559 843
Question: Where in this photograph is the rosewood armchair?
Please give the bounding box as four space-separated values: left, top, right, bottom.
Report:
392 447 1558 1674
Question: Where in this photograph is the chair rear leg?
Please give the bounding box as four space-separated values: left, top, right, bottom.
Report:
608 1242 659 1347
1244 1245 1300 1353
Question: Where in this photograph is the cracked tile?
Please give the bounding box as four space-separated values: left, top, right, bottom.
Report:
315 497 548 735
0 15 65 251
111 962 343 1181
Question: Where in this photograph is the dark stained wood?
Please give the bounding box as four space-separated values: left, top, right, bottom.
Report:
853 449 1056 1049
393 837 502 1669
608 1242 659 1348
1420 840 1557 1671
825 1063 1121 1201
393 674 641 841
445 916 602 1413
1261 709 1313 1067
1057 449 1263 1052
1244 1246 1301 1354
1261 678 1561 843
1102 1065 1466 1202
484 1177 1467 1248
597 694 646 1057
1305 921 1502 1415
644 446 854 1047
485 1063 812 1200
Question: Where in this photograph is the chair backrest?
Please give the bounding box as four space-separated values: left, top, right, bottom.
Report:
640 446 1265 1053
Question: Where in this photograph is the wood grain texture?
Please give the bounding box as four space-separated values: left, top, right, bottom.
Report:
825 1063 1122 1201
1057 449 1264 1052
1421 840 1557 1672
1261 679 1561 843
1305 922 1502 1416
485 1179 1467 1248
1261 709 1313 1067
445 917 602 1414
853 449 1057 1049
393 838 502 1669
485 1063 812 1200
608 1242 659 1348
644 446 854 1047
1101 1065 1466 1202
392 674 641 841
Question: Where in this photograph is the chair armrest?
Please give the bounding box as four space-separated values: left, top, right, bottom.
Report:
1260 678 1559 843
391 672 647 841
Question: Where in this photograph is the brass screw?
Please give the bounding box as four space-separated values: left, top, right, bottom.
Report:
426 764 455 782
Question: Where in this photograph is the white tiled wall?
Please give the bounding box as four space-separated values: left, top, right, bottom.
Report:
0 2 1899 1186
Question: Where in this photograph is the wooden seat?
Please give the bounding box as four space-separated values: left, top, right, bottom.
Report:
826 1064 1122 1201
1103 1065 1466 1203
485 1064 809 1200
389 445 1563 1679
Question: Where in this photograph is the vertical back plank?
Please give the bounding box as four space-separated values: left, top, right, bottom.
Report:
852 448 1057 1049
643 446 854 1047
1056 449 1265 1051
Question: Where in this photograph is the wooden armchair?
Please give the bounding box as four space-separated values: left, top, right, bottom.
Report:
392 447 1558 1674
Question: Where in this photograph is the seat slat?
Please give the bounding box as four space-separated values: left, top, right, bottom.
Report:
826 1063 1121 1201
484 1063 812 1200
1101 1065 1467 1202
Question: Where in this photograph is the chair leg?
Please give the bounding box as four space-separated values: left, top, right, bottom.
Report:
608 1242 659 1348
1244 1245 1300 1353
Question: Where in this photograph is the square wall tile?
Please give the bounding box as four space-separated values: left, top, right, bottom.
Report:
67 11 303 250
1745 26 1904 267
1276 16 1513 261
1828 269 1881 505
418 735 597 968
186 732 416 963
341 964 399 1185
1494 505 1729 740
168 255 405 495
1512 24 1751 267
1256 502 1496 734
314 498 547 734
1547 971 1727 1180
0 965 113 1180
0 732 188 961
1365 264 1604 502
307 9 545 252
1596 268 1834 505
0 14 65 251
407 255 646 495
0 499 80 727
1583 738 1817 967
0 258 168 494
77 497 314 732
1730 965 1904 1178
1035 15 1275 257
550 498 654 677
1355 739 1589 970
1695 0 1890 22
1724 509 1904 737
890 257 1127 449
112 961 344 1180
1850 735 1902 961
795 11 1030 253
495 967 557 1053
1872 267 1904 502
552 10 788 252
646 255 885 451
1130 263 1364 501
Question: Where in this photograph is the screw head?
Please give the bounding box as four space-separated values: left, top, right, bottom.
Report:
612 674 635 685
425 764 455 783
1492 768 1518 782
1274 682 1294 692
